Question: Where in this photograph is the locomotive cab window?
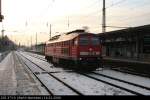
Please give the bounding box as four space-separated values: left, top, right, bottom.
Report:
91 37 100 45
79 37 89 45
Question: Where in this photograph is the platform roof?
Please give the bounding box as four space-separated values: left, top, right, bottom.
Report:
46 29 94 44
98 24 150 38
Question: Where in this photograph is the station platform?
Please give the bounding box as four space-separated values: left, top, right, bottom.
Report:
102 56 150 68
103 56 150 64
102 56 150 76
0 52 42 95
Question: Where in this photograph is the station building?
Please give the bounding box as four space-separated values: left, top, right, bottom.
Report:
99 25 150 61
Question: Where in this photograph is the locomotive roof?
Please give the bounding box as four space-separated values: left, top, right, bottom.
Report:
46 31 94 44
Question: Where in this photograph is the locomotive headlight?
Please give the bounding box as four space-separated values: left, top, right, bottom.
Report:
79 58 82 60
96 52 100 55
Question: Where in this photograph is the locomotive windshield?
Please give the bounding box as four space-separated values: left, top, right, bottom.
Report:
79 37 89 45
79 36 100 45
91 37 100 45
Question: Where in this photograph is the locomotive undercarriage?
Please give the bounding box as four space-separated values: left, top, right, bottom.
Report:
45 56 102 71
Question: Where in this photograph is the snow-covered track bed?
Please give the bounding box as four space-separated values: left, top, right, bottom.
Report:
111 68 150 78
22 51 46 62
16 52 80 96
78 71 150 95
16 51 134 95
92 72 150 91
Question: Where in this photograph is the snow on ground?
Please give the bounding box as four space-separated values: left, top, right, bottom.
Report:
94 69 150 90
0 52 17 95
14 53 43 95
23 52 45 61
19 51 133 95
23 51 150 90
26 52 45 59
20 52 69 72
18 53 44 73
38 74 78 95
20 51 150 95
17 52 77 95
88 73 150 95
0 51 47 95
51 72 133 95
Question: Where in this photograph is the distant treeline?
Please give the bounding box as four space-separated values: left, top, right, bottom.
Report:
0 36 17 52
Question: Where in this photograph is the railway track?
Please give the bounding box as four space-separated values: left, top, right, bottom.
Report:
25 51 150 79
23 52 46 62
111 67 150 79
18 51 150 95
16 53 53 95
16 52 83 96
24 51 150 78
78 71 150 95
76 72 150 95
91 72 150 91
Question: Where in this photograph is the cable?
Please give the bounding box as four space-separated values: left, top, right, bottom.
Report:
110 10 150 24
105 25 132 29
105 0 150 28
126 0 150 10
81 0 101 10
76 0 128 18
38 0 55 21
106 0 127 9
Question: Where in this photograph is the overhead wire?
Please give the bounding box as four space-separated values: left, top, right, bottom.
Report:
76 0 129 30
37 0 150 31
104 0 150 29
108 1 150 26
106 0 127 9
77 0 128 19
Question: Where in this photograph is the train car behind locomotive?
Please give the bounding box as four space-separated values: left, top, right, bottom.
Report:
45 30 102 70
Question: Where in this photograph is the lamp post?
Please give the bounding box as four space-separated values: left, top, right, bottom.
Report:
102 0 106 33
0 0 4 22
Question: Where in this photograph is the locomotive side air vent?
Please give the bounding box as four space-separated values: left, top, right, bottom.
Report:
49 35 61 41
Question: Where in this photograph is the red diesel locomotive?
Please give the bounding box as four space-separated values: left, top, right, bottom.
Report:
45 30 102 70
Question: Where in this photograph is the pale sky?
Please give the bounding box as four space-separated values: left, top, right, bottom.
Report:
1 0 150 46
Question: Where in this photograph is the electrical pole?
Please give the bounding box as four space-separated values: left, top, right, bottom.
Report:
30 36 32 49
68 16 70 29
102 0 106 33
0 0 4 38
0 0 2 15
1 22 4 38
36 32 37 51
49 24 51 40
0 0 4 22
